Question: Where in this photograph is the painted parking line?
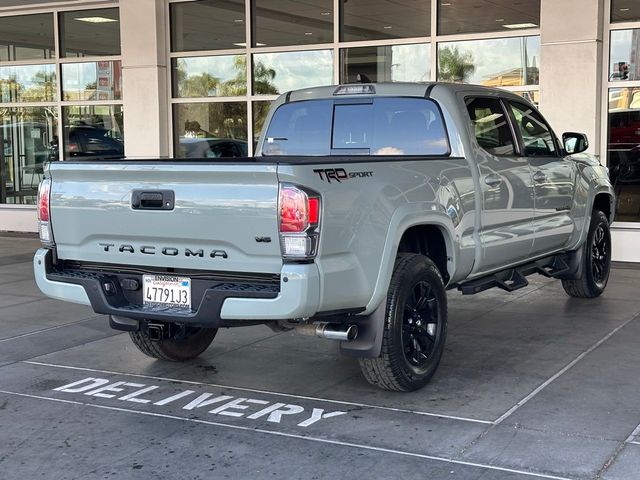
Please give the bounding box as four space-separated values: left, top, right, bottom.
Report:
494 316 638 425
23 360 493 425
0 316 103 343
624 423 640 444
0 388 572 480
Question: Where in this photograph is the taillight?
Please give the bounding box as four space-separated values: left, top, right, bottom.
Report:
37 178 54 245
278 184 321 259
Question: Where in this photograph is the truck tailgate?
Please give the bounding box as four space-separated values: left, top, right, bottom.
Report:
47 161 282 274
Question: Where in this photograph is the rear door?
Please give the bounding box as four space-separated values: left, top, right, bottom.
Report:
47 161 283 274
465 96 535 274
506 100 576 255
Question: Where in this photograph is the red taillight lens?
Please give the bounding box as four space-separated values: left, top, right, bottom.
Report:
280 185 308 233
308 197 319 225
279 184 321 258
38 179 50 222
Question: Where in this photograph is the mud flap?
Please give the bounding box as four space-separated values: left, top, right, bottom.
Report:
339 302 386 358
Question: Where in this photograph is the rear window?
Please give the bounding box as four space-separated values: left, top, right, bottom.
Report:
262 97 449 156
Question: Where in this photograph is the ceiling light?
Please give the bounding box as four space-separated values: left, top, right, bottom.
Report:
304 32 313 35
74 16 118 23
234 19 244 23
233 42 266 47
321 11 331 16
441 2 452 5
620 8 630 11
496 18 505 22
503 23 538 29
383 25 393 29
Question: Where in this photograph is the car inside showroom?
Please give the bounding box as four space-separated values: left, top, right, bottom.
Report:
1 1 640 479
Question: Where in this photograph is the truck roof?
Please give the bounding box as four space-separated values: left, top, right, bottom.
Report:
284 82 525 103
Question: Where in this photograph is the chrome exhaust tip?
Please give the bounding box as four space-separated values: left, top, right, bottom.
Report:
294 322 358 342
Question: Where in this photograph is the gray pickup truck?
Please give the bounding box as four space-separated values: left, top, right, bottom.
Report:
34 83 614 391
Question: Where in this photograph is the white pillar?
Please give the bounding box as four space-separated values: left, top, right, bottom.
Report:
539 0 605 155
119 0 169 158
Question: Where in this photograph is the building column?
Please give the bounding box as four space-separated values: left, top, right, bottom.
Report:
539 0 605 155
119 0 169 158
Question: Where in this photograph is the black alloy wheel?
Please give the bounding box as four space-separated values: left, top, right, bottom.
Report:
359 253 448 391
591 223 609 288
562 210 611 298
402 281 441 370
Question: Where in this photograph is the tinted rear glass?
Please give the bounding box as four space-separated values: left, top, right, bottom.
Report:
263 97 449 156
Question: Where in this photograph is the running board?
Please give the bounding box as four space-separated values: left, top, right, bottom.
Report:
457 255 571 295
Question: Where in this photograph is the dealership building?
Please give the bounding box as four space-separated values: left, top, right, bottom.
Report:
0 0 639 262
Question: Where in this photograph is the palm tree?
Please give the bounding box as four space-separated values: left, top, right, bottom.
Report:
438 47 476 83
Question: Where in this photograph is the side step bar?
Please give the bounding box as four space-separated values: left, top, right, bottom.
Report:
457 255 572 295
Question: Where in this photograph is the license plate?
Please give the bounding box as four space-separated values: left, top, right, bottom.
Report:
143 275 191 310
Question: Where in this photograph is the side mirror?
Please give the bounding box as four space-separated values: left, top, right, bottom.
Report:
563 132 589 154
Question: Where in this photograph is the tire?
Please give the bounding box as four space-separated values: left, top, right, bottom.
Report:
359 253 448 392
562 210 611 298
129 324 218 361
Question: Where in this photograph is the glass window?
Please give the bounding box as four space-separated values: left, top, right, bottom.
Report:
508 101 557 157
609 29 640 81
62 61 122 101
512 90 540 106
170 0 245 52
253 0 333 47
438 36 540 86
465 97 515 156
263 100 333 155
438 0 540 36
253 50 333 95
0 64 56 103
253 100 273 147
173 103 248 158
62 105 124 160
612 0 640 23
172 56 246 98
263 98 449 156
0 14 55 61
340 43 430 84
59 8 121 57
608 87 640 222
0 107 57 205
340 0 430 42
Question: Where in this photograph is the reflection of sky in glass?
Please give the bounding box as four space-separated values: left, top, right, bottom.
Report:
439 36 540 85
0 64 56 102
175 55 246 97
254 50 333 93
62 61 120 100
610 30 640 80
391 44 430 82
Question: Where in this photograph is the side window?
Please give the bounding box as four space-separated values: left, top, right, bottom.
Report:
465 97 515 156
509 101 557 157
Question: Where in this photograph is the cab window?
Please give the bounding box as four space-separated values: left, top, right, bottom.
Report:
508 101 557 157
465 97 516 156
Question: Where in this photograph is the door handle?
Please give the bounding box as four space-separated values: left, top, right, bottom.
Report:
484 174 502 188
131 190 175 210
533 171 547 183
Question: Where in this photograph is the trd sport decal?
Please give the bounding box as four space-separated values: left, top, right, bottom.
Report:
313 168 374 183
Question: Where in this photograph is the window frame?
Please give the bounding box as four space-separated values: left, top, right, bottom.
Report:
464 95 520 157
506 98 561 158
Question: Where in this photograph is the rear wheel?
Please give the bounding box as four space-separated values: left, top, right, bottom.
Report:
129 324 218 361
359 253 447 392
562 210 611 298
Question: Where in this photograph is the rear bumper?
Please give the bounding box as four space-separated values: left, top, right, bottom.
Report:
33 248 320 326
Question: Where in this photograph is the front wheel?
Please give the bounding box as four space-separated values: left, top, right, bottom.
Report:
359 253 448 392
129 323 218 361
562 210 611 298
